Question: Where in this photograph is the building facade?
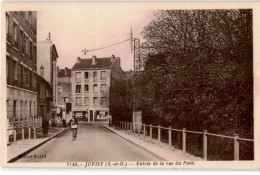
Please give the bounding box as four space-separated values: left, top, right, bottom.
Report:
57 67 72 122
6 11 37 120
37 35 59 121
71 55 123 121
37 74 52 121
58 67 71 83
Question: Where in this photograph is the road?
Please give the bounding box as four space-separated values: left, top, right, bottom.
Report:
16 122 161 162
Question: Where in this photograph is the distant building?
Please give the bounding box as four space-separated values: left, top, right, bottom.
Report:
57 67 72 122
57 81 72 122
37 34 59 121
71 55 123 121
6 11 37 120
37 73 52 121
58 67 71 83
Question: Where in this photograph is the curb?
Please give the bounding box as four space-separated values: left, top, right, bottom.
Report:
102 125 166 161
8 127 69 163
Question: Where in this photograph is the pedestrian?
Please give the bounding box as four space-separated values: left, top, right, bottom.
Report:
42 118 49 137
69 116 78 141
62 117 66 127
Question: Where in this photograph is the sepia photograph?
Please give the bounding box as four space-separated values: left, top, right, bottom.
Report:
0 2 259 169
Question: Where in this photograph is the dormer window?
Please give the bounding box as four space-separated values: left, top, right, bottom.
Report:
92 56 97 65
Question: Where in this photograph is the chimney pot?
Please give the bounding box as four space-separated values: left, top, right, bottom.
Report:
77 57 81 63
111 55 115 62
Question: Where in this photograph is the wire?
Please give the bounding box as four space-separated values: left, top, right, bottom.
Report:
83 39 130 53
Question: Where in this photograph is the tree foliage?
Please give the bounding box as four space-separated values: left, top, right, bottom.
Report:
140 10 253 159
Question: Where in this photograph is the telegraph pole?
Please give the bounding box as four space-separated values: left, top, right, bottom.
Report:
130 28 142 125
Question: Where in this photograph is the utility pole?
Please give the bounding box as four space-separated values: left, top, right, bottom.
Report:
130 28 142 125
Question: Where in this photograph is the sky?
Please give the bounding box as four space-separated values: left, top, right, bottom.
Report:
37 7 154 71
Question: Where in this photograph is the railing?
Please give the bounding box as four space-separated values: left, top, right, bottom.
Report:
14 40 18 49
75 78 82 82
6 34 12 43
7 116 42 144
115 121 254 161
93 79 98 83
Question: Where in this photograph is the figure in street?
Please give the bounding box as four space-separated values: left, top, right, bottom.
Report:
69 116 78 141
42 118 49 137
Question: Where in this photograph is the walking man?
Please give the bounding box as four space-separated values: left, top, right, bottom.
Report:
69 116 78 141
42 118 49 137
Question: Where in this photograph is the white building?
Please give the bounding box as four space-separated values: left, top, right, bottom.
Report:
37 34 59 121
71 55 123 121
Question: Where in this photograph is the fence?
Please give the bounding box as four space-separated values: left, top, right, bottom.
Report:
115 121 254 161
7 116 42 144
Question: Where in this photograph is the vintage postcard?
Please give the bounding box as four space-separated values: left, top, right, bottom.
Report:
0 2 260 169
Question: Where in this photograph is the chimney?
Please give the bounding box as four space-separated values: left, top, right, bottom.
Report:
64 67 68 75
92 56 97 65
46 32 51 40
111 55 115 62
77 57 81 63
40 65 44 77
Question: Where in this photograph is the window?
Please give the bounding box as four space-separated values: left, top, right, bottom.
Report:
26 37 30 55
93 84 98 92
58 86 62 92
20 65 23 84
20 101 23 117
76 85 81 93
29 102 31 117
101 71 107 80
13 22 18 48
24 68 28 85
84 72 89 79
30 41 33 60
29 11 32 24
6 13 9 34
13 61 17 80
76 97 82 106
101 84 107 93
93 97 98 105
75 72 81 82
64 97 69 103
13 101 16 118
101 97 107 106
93 71 97 79
84 97 89 105
19 29 23 51
84 84 89 92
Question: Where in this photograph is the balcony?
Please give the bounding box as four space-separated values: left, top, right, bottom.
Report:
93 79 98 83
75 78 82 83
100 78 107 82
100 90 107 94
84 79 89 83
14 40 18 49
75 103 82 108
6 34 12 44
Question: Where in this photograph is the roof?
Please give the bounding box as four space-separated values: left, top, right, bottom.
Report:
58 81 71 92
58 68 71 77
72 57 114 70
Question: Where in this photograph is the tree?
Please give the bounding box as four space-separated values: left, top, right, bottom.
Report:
140 10 253 160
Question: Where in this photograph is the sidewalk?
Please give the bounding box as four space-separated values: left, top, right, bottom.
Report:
103 125 203 161
7 127 68 162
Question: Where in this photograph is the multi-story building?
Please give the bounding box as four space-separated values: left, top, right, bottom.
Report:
58 67 71 83
37 71 52 121
6 11 37 120
37 34 59 121
57 67 72 122
71 55 123 121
